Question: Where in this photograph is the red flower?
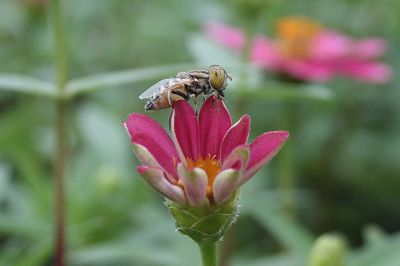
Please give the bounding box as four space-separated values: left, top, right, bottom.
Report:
124 97 288 207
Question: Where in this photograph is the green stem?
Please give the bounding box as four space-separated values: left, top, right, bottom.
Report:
51 0 68 91
198 242 218 266
277 134 295 216
50 0 68 265
54 100 67 266
277 102 297 217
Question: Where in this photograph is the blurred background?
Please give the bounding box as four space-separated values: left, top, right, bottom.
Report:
0 0 399 265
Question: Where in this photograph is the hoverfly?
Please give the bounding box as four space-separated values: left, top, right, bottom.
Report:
139 65 232 111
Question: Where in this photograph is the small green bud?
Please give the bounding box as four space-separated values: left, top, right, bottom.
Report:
166 193 239 243
96 166 122 194
308 234 347 266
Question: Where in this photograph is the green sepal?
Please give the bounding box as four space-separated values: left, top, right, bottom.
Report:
166 192 240 243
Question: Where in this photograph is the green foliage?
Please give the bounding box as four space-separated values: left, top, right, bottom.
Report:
243 192 314 254
0 74 55 98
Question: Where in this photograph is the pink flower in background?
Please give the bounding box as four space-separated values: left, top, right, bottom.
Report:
205 17 392 83
124 97 288 207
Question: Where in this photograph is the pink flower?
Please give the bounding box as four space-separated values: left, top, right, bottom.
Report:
124 97 288 207
205 21 245 53
205 18 392 83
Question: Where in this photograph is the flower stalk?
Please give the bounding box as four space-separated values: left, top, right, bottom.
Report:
50 0 68 265
54 100 67 266
198 242 218 266
51 0 68 90
277 101 298 217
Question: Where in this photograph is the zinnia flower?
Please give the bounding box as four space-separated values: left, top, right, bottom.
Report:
124 97 288 208
205 16 391 83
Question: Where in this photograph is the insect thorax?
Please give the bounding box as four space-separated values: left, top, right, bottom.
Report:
188 78 211 96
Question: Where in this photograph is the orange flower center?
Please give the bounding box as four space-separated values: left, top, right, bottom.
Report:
183 155 221 199
276 16 322 59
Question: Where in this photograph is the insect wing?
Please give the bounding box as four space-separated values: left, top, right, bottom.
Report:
139 79 172 99
139 78 193 99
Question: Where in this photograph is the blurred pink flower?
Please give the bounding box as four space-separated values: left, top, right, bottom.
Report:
205 17 391 83
124 97 288 207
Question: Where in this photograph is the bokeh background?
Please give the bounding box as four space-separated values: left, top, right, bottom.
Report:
1 0 399 265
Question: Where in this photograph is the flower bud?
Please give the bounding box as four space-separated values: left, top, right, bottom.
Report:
166 192 239 243
308 233 347 266
95 166 123 194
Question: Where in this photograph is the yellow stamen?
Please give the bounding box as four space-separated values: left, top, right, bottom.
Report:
276 16 322 59
186 155 221 199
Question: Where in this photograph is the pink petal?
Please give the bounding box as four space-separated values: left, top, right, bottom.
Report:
220 115 251 162
352 38 387 59
171 101 200 162
311 31 352 60
204 21 245 52
283 59 335 82
137 165 186 205
132 143 176 184
213 169 240 205
241 131 289 185
337 59 392 83
177 164 208 207
250 37 282 69
124 113 179 178
132 143 160 168
199 97 232 159
221 145 249 172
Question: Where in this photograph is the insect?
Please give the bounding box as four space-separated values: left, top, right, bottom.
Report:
139 65 232 111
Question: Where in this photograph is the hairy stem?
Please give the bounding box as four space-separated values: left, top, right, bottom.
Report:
198 242 218 266
50 0 68 265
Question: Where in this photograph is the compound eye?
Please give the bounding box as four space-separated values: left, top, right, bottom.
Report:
209 65 226 90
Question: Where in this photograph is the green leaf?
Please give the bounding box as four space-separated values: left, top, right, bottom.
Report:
66 63 196 96
243 193 314 254
70 242 181 266
0 164 10 202
0 215 49 238
233 254 303 266
348 232 400 266
0 237 52 266
362 224 387 246
233 83 334 102
13 240 52 266
0 74 56 98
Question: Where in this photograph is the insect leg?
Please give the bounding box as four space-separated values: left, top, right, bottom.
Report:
192 95 198 116
217 90 225 104
168 109 173 131
167 90 172 107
